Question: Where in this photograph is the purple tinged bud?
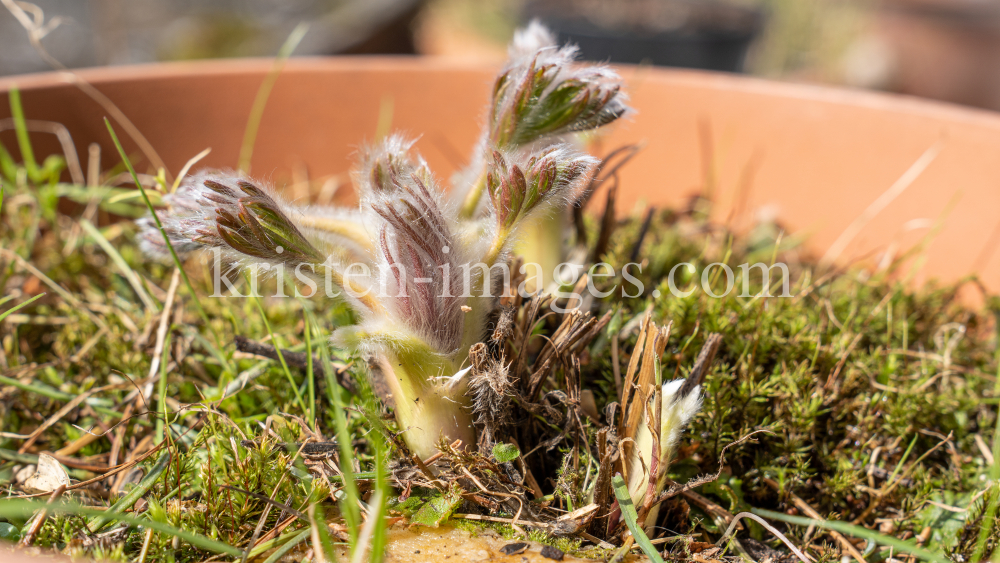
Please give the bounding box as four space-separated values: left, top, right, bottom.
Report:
537 158 557 196
508 165 527 220
484 22 631 151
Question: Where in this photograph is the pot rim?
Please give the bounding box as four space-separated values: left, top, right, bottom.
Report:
4 55 1000 292
2 55 1000 131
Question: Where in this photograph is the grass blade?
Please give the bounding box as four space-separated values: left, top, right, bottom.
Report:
368 432 390 563
352 489 385 563
0 137 17 182
7 87 38 180
887 433 918 486
307 309 360 548
0 497 240 556
304 309 316 430
80 218 158 313
310 503 339 563
611 473 665 563
972 351 1000 563
247 282 308 417
238 23 308 172
87 451 171 532
0 373 130 422
172 147 211 192
155 332 172 444
260 527 311 563
103 118 210 327
754 508 948 563
0 247 108 330
0 292 44 323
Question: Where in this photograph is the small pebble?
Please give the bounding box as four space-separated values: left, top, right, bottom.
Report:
540 545 564 561
500 542 529 555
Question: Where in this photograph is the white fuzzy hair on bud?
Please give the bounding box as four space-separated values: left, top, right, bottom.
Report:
452 21 630 218
480 144 598 268
509 19 558 60
627 379 703 509
139 172 320 272
352 134 468 356
491 23 629 148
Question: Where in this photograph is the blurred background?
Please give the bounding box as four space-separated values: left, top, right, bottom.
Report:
3 0 1000 111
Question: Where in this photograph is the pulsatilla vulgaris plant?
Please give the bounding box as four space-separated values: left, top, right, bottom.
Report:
139 22 628 459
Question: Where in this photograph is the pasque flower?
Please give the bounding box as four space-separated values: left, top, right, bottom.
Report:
489 22 628 149
140 22 629 459
457 20 629 218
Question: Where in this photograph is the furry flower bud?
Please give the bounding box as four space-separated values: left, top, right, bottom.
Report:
356 135 466 356
139 172 325 271
485 145 597 239
488 20 630 150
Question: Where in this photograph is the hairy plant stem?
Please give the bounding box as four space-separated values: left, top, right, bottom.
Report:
296 215 374 253
458 171 487 219
373 352 474 460
515 212 567 293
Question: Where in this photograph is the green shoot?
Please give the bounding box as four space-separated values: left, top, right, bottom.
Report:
103 118 210 326
238 23 309 172
0 497 239 556
611 473 665 563
756 508 949 563
0 292 44 323
7 87 38 181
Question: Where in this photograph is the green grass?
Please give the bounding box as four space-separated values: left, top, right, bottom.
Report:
1 88 386 562
237 22 308 173
612 473 665 563
104 118 210 327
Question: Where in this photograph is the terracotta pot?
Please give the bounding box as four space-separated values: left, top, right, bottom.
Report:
1 57 999 294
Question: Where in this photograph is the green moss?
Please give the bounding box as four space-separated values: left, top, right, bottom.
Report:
586 208 999 555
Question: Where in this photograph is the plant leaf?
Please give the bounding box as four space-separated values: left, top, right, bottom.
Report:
0 498 240 556
410 486 463 528
611 473 665 563
492 442 521 464
0 292 45 323
754 508 949 563
88 451 171 532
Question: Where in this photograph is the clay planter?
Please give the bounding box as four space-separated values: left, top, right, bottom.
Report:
1 57 1000 289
